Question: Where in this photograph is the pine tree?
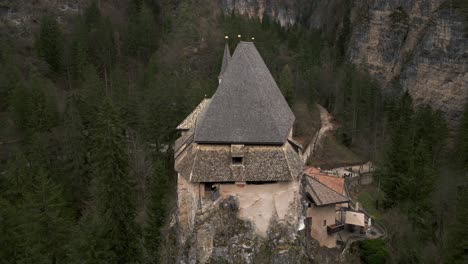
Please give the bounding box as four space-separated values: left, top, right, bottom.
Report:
278 64 295 106
144 158 169 262
378 92 414 206
1 150 31 203
0 197 21 262
126 2 158 59
37 15 63 73
89 99 141 263
457 103 468 169
9 77 59 138
68 215 116 263
0 37 21 111
61 98 91 212
17 169 71 263
444 185 468 264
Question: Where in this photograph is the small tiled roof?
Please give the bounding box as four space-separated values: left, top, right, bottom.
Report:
194 41 295 144
305 167 345 195
176 98 211 130
218 42 231 78
175 142 303 182
305 176 349 206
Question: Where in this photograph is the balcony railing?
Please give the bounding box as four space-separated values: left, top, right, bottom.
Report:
327 220 345 235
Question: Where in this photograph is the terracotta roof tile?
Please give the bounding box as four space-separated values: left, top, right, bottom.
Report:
305 167 345 195
305 176 349 206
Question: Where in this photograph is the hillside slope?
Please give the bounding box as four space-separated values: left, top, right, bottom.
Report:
220 0 468 125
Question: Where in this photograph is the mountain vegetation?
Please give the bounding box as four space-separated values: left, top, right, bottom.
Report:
0 0 466 263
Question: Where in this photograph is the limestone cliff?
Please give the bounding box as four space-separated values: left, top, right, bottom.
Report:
348 0 468 124
220 0 468 124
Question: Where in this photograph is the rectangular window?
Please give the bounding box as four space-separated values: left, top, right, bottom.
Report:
323 220 327 226
232 157 243 165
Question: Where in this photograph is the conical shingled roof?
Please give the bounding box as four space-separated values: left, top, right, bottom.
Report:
218 42 231 79
195 41 295 144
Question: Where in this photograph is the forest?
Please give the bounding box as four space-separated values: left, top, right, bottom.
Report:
0 0 466 263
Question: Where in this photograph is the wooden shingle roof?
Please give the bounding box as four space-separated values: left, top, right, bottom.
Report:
176 98 211 131
175 142 303 183
218 42 231 79
194 41 295 144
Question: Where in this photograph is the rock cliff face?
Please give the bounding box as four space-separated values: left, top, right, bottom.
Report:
220 0 468 124
348 0 468 124
172 196 347 264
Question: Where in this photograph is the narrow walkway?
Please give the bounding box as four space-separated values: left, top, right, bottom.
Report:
309 104 336 158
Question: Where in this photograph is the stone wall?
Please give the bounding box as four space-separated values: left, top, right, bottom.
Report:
177 174 200 242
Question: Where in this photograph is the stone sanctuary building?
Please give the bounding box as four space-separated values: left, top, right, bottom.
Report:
174 41 351 251
174 41 304 238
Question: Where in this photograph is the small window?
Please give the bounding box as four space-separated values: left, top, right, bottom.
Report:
323 220 327 226
232 157 243 165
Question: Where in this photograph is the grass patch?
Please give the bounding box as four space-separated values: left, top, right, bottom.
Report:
310 133 365 169
359 239 388 264
356 184 384 220
292 101 321 146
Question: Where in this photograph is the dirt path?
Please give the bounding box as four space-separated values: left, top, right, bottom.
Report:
309 104 336 157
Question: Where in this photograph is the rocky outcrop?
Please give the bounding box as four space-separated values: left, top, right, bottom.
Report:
348 0 468 124
220 0 468 125
173 196 347 264
0 0 86 30
220 0 298 26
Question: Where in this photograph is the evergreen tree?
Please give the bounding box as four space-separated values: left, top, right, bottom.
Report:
17 169 71 263
0 197 21 262
1 150 31 203
89 99 141 263
84 1 102 30
378 92 414 206
67 20 89 80
76 65 105 127
444 185 468 264
126 2 158 59
144 158 169 262
61 98 91 212
9 77 59 139
37 15 63 73
457 103 468 169
68 215 116 263
278 64 295 106
0 37 21 111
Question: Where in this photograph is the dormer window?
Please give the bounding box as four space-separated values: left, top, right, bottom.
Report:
232 157 243 165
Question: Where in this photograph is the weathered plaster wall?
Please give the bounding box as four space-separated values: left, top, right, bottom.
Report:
177 174 200 241
307 204 337 248
219 180 301 236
